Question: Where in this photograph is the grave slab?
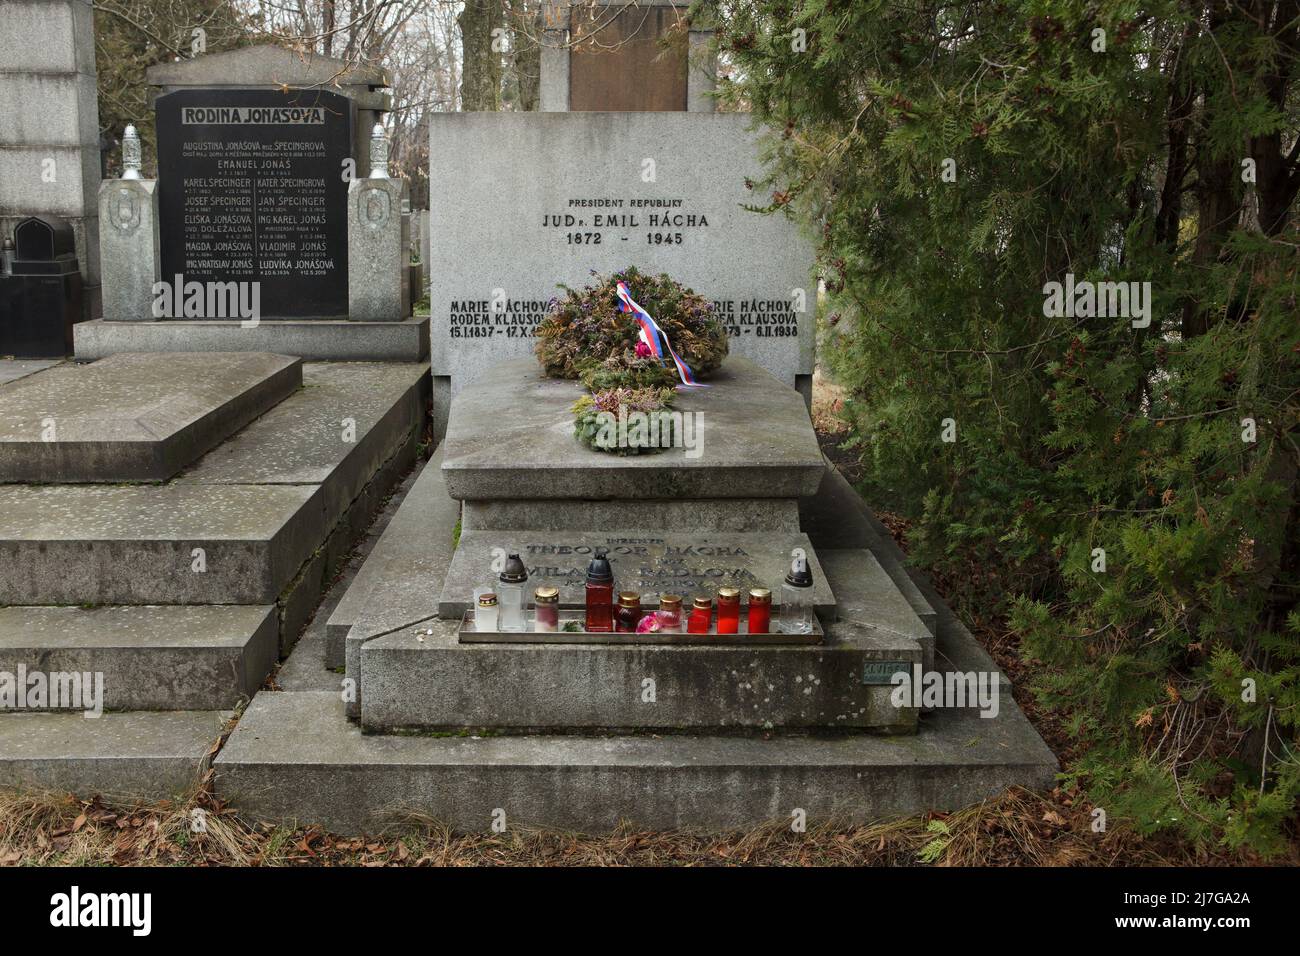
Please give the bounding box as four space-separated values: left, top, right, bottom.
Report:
0 483 322 605
0 605 276 710
820 548 936 676
359 618 919 733
215 690 1058 834
177 361 427 533
440 529 834 617
0 351 301 482
441 357 824 500
0 708 226 802
0 359 61 386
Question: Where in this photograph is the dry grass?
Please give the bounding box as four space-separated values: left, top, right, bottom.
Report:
810 368 851 437
1 781 1278 867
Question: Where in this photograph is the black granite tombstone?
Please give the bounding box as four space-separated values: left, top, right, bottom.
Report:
0 215 82 358
154 88 353 319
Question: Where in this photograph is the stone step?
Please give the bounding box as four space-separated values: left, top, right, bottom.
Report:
359 618 920 733
819 548 936 675
363 537 930 734
0 605 277 710
329 446 459 672
176 362 428 536
0 362 428 607
0 351 302 482
441 358 825 500
0 359 62 387
0 482 323 605
74 316 430 363
178 360 428 651
214 690 1059 834
439 530 835 617
0 708 226 802
800 461 939 637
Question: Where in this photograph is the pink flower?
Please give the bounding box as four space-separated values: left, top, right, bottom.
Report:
636 613 661 634
634 340 652 359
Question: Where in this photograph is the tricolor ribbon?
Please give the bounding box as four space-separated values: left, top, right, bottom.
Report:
615 280 707 388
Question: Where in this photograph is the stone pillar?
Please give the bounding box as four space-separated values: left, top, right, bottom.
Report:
539 46 569 111
418 210 430 272
539 2 717 113
538 1 570 111
687 28 717 113
348 126 408 321
0 0 102 319
355 107 381 176
400 193 413 315
98 127 161 321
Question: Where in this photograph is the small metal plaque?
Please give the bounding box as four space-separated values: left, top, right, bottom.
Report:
862 661 912 685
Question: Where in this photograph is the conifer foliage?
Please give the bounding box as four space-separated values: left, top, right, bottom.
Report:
702 0 1300 852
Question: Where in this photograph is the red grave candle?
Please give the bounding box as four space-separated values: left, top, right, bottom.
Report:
687 596 713 634
716 587 740 634
747 588 772 634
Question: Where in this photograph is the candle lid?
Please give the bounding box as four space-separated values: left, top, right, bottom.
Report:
692 596 712 610
617 591 641 606
586 547 613 584
500 553 528 584
717 586 740 603
748 587 772 604
658 594 683 609
477 592 498 607
534 586 559 603
784 554 813 588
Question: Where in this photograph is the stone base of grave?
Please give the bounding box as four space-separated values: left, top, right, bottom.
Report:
342 357 930 730
0 357 430 801
216 690 1056 834
440 358 824 500
207 360 1056 832
212 457 1056 833
0 352 301 482
359 618 923 734
73 316 429 363
0 709 231 802
0 350 1058 829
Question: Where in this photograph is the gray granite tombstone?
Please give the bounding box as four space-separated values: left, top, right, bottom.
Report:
431 2 814 429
